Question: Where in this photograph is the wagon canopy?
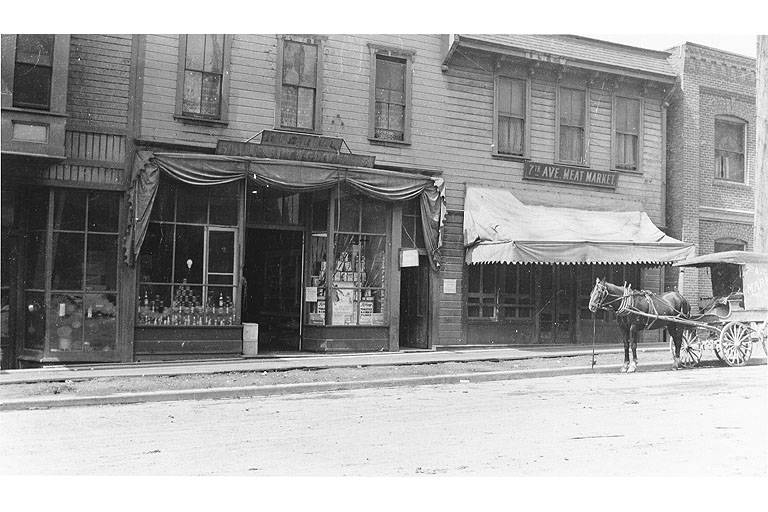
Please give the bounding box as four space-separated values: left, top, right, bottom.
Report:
463 186 695 265
673 250 768 267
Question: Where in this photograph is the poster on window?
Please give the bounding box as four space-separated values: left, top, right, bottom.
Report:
358 299 374 325
332 282 356 325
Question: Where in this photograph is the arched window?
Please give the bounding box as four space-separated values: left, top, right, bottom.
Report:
714 116 746 182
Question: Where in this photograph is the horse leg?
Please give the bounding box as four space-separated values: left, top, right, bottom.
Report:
620 324 630 373
670 327 682 370
627 324 638 373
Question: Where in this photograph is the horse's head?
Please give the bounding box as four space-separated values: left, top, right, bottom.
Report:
588 277 608 312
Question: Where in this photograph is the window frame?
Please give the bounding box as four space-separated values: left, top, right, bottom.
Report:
137 179 242 327
555 84 590 166
12 34 55 111
466 264 535 321
174 34 232 125
275 35 325 134
368 44 414 145
492 73 531 159
611 94 644 172
714 116 747 183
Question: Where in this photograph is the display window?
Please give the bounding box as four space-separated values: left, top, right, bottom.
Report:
330 189 388 326
21 188 120 354
137 179 241 326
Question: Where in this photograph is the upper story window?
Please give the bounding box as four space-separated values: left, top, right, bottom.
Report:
558 87 587 165
176 35 231 122
369 45 413 144
714 118 745 182
13 34 54 110
279 38 320 131
614 97 641 171
495 76 527 156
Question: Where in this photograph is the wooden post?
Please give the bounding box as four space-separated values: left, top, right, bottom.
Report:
757 35 768 253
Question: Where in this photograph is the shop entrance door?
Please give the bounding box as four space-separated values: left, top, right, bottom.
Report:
242 228 303 352
536 265 576 344
399 255 430 349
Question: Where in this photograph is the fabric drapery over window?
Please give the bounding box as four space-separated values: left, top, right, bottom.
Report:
124 151 446 270
463 186 694 265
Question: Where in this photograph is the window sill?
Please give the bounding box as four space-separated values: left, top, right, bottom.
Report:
274 126 322 135
555 161 590 168
174 114 229 127
613 168 644 176
491 153 529 163
368 137 411 148
713 178 750 189
2 106 68 118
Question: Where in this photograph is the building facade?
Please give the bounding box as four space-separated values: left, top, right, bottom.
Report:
665 43 757 309
2 34 704 368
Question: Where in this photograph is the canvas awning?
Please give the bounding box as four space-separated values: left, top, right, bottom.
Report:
463 186 694 265
124 151 446 270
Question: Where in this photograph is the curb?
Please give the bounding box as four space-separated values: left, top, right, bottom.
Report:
0 360 677 411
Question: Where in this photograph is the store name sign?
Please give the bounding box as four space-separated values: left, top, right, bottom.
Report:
523 161 618 190
216 138 376 168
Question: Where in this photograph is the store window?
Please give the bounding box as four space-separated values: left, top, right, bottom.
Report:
495 76 527 156
13 34 54 110
331 189 388 326
714 117 745 182
278 37 320 131
615 96 641 170
558 87 587 165
21 188 120 353
138 179 240 326
177 34 230 121
467 265 534 320
306 192 329 325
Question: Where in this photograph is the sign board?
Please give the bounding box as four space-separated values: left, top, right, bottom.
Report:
261 130 343 152
216 138 376 168
523 161 618 190
400 249 419 268
305 286 318 303
443 279 457 294
743 263 768 310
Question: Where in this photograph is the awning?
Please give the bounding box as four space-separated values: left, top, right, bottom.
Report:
463 186 694 265
124 151 446 270
674 250 768 267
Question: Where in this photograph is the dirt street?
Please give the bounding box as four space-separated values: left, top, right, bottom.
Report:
1 365 765 476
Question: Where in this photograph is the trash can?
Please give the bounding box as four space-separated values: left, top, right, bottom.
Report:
242 323 259 356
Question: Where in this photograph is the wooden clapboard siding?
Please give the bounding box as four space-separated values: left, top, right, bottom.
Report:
436 211 465 344
68 35 132 130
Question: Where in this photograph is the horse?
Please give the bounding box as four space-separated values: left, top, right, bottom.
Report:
588 278 691 372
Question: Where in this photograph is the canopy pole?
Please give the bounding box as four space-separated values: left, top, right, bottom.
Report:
591 313 597 368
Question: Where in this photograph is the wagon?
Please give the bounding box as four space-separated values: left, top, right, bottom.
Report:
670 250 768 368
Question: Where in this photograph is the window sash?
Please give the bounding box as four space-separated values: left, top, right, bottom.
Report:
182 35 225 118
281 40 319 130
374 56 406 141
715 150 745 181
615 133 638 169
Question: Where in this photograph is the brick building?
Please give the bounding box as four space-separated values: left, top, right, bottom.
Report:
2 34 705 368
665 42 757 308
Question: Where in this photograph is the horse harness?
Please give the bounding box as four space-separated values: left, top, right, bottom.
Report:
598 282 687 328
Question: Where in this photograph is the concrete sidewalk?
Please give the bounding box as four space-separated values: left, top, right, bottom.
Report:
0 342 669 385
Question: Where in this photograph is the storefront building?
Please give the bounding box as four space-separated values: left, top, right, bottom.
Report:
665 43 757 310
3 34 730 368
438 35 693 345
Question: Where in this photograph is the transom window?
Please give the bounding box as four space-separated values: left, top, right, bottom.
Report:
715 118 745 182
181 34 225 118
374 55 407 141
615 97 641 170
467 264 534 320
496 77 526 156
559 87 587 165
13 34 54 110
280 39 319 130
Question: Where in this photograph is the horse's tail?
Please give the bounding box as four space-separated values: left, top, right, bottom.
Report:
676 292 691 318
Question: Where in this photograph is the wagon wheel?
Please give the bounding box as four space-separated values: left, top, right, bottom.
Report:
717 322 753 367
678 329 702 368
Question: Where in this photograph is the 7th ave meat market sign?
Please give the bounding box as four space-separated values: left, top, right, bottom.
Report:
523 161 618 190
